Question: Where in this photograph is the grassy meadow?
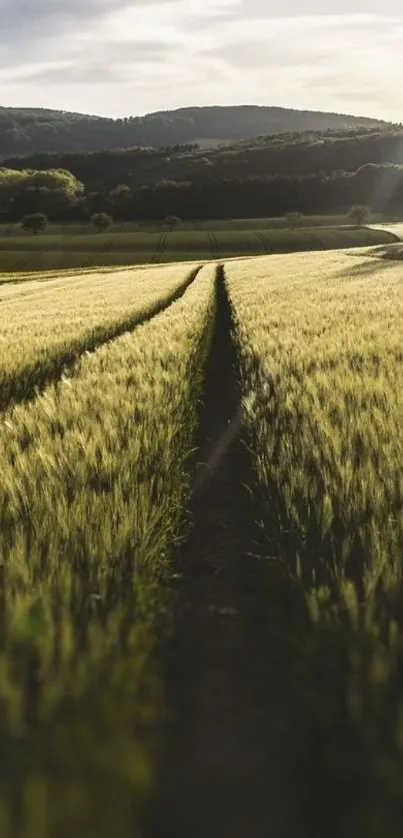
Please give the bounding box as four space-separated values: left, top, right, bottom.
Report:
2 243 403 834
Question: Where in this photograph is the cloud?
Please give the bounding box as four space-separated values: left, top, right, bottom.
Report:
7 41 180 87
216 0 401 18
0 1 403 122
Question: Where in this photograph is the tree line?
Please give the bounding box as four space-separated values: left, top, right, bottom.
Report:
4 126 403 193
1 163 403 226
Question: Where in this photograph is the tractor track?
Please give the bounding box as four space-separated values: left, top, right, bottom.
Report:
151 232 168 264
145 265 298 838
254 230 271 255
208 231 220 260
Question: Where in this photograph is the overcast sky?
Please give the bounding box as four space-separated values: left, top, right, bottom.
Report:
1 0 402 120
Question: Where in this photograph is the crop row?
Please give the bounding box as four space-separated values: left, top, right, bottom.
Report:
226 250 403 834
0 262 201 412
0 263 215 837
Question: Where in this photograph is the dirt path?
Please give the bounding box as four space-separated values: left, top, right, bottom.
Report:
145 267 298 838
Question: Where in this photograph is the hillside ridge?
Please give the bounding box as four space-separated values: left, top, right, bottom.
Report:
0 104 391 156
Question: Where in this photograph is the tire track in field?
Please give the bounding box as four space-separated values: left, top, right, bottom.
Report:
254 230 271 254
208 231 220 260
305 230 323 249
89 238 113 267
146 265 298 838
211 231 220 259
362 229 381 246
331 229 356 249
151 232 168 263
0 265 203 415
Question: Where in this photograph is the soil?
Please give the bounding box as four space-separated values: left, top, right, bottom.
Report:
145 267 299 838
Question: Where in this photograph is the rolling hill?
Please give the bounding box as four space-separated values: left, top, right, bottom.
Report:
0 104 391 157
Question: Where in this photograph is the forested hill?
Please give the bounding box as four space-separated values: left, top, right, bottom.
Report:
5 126 403 192
0 104 390 156
4 121 403 223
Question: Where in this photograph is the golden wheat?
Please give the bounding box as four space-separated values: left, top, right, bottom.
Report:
0 262 200 410
227 250 403 722
0 262 215 837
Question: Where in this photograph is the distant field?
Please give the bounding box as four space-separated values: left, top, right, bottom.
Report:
0 213 393 236
0 225 397 273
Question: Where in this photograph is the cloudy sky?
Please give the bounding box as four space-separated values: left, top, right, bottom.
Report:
1 0 402 120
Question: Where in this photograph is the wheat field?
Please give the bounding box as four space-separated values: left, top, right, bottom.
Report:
2 247 403 836
0 262 215 837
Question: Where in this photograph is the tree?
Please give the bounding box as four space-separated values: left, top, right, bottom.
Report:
21 213 48 235
109 184 131 211
348 205 371 226
2 167 84 222
108 185 132 227
90 212 113 233
284 211 303 229
164 215 181 232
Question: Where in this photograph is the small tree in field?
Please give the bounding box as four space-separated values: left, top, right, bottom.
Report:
90 212 113 233
348 205 371 226
22 213 48 235
164 215 181 232
285 211 303 229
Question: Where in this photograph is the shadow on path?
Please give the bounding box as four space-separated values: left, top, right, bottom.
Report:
145 266 299 838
